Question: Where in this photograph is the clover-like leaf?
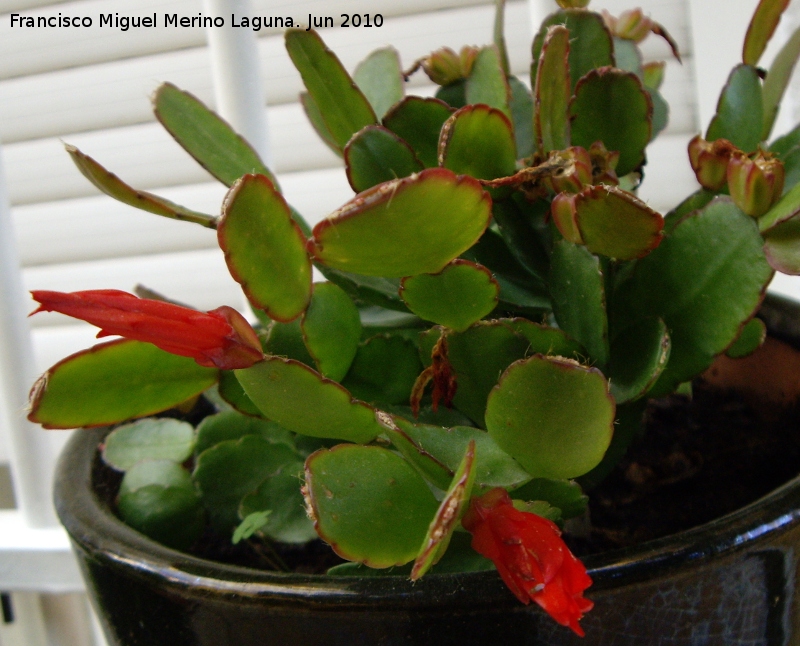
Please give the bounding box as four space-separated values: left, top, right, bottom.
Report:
301 282 361 381
534 25 571 154
706 65 764 152
354 47 404 119
533 9 614 91
411 440 476 580
285 29 376 150
219 174 312 322
193 435 300 533
549 240 609 368
103 418 195 471
439 105 517 180
572 185 664 260
153 83 276 187
235 358 383 443
305 445 440 567
485 355 615 479
119 459 193 496
383 97 453 168
28 340 218 429
570 68 652 176
66 145 217 228
118 484 205 551
399 260 499 332
308 169 491 277
344 126 423 192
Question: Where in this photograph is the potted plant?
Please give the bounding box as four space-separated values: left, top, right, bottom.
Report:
28 0 800 642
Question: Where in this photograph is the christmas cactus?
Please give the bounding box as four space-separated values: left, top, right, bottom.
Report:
28 0 800 636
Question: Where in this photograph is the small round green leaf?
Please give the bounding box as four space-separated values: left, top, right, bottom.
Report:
570 68 652 176
119 459 193 496
573 186 664 260
118 484 204 551
485 355 615 479
383 97 453 168
439 105 517 180
195 410 296 456
308 169 491 277
103 418 195 471
219 174 312 322
234 358 383 443
193 435 300 533
28 340 218 429
344 126 424 192
305 445 439 568
239 465 317 544
301 282 362 381
399 260 499 332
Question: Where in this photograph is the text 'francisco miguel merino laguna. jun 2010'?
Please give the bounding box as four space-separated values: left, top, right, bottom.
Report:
8 12 384 31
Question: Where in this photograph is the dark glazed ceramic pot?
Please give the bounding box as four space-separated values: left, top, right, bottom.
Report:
55 295 800 646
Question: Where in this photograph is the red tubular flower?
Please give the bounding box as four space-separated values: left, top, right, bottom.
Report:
30 290 264 370
462 488 593 637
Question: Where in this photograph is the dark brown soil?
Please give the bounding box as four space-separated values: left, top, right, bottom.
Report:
571 379 800 555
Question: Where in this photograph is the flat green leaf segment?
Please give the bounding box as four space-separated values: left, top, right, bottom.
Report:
508 77 535 158
533 9 614 91
762 26 800 140
570 68 652 176
465 46 511 116
383 97 453 168
103 418 195 470
511 478 588 520
549 240 609 367
706 65 764 152
301 282 361 381
195 410 295 456
384 417 531 493
534 25 571 154
285 29 377 150
119 460 194 497
609 317 671 403
726 317 766 358
305 445 439 567
234 358 382 443
354 47 404 119
341 335 421 406
485 355 615 479
344 126 423 192
411 440 476 580
66 145 217 228
218 370 264 417
219 174 312 322
309 169 491 277
193 435 301 532
439 105 517 180
300 92 341 156
763 216 800 273
118 481 204 551
153 83 275 187
614 198 773 395
743 0 790 66
28 340 217 429
759 180 800 233
574 186 664 259
400 260 499 331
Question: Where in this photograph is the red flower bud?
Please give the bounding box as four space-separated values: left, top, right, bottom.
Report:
462 488 593 636
551 192 583 244
30 290 264 370
687 136 737 191
726 151 785 218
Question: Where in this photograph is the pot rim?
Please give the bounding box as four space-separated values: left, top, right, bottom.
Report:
53 293 800 608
